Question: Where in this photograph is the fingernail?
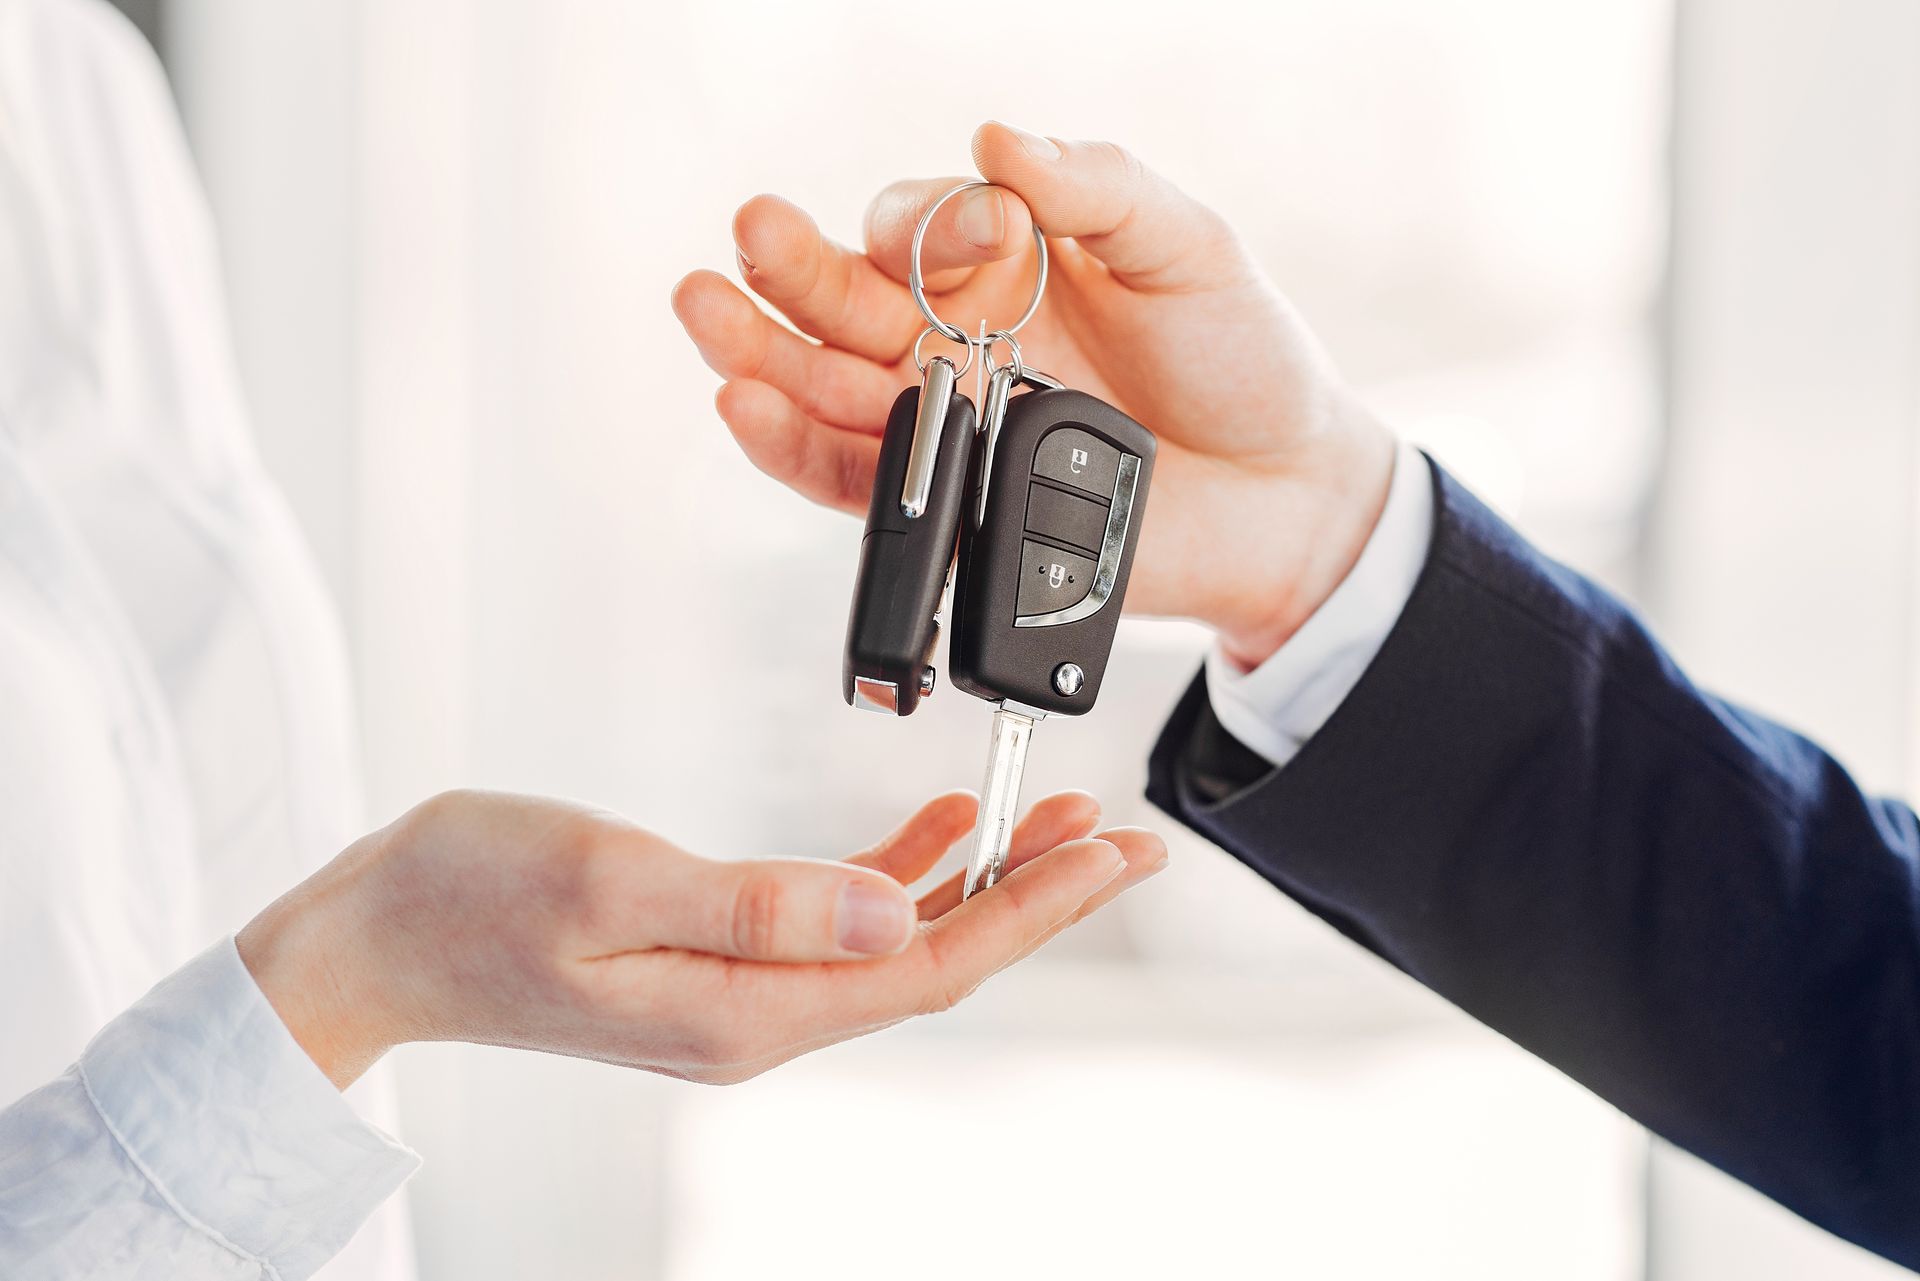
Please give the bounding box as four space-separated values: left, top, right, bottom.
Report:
1006 125 1062 161
957 188 1004 248
837 882 913 955
735 246 757 276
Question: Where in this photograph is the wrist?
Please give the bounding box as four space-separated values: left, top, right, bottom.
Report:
237 837 398 1090
1211 397 1398 670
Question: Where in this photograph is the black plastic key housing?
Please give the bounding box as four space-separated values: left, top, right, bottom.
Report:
842 384 977 715
950 388 1155 715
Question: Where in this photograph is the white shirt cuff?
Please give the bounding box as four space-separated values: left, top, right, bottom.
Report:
77 937 421 1279
1205 440 1434 769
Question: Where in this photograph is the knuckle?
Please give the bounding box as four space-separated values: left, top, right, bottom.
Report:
871 180 927 236
387 788 493 863
552 808 611 862
834 439 870 507
1191 206 1243 258
682 1000 785 1075
925 974 981 1016
914 955 983 1016
405 787 475 830
547 811 648 933
698 1025 760 1071
994 870 1045 922
693 1060 768 1088
1089 139 1145 189
730 871 785 961
564 842 623 937
746 328 774 383
821 252 859 334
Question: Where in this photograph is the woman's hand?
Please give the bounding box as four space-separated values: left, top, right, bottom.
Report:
237 788 1163 1088
672 121 1398 669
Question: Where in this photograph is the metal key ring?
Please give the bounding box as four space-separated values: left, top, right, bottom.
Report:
909 181 1049 346
980 329 1025 384
912 324 975 377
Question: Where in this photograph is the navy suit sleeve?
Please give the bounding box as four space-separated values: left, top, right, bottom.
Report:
1147 461 1920 1268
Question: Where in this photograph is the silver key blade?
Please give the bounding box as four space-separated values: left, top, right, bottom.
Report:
963 704 1038 898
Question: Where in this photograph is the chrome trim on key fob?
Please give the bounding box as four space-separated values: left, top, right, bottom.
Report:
900 354 957 519
1014 453 1141 628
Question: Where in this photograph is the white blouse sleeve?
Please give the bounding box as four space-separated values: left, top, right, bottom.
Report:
0 939 419 1281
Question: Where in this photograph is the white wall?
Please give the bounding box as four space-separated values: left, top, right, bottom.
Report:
1648 0 1920 1275
165 0 480 818
165 0 360 630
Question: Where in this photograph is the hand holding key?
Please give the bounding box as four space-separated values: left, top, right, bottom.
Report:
238 787 1164 1089
673 121 1399 671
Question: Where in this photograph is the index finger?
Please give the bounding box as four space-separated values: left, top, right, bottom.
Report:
680 837 1125 1073
732 193 924 363
866 836 1126 1022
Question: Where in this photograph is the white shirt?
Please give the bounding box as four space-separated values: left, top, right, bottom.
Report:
0 2 417 1277
1204 439 1436 769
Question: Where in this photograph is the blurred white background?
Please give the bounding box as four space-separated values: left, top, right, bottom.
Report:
115 0 1919 1276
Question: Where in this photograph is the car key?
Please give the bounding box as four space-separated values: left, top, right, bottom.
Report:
841 339 976 716
842 178 1046 716
840 181 1154 898
951 347 1155 894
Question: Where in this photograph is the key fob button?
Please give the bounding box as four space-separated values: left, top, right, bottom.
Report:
1024 483 1108 555
1016 540 1097 618
1032 427 1121 498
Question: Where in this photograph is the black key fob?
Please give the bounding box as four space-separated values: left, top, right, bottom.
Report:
950 387 1155 715
842 372 977 715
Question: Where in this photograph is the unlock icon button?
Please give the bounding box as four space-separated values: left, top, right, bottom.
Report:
1015 539 1097 618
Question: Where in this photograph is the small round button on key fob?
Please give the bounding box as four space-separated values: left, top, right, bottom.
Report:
950 387 1155 716
841 372 976 716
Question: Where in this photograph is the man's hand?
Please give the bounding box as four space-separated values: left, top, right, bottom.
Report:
237 788 1163 1088
673 122 1398 669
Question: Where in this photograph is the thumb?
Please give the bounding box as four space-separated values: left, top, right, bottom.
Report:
645 853 918 963
970 121 1245 291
